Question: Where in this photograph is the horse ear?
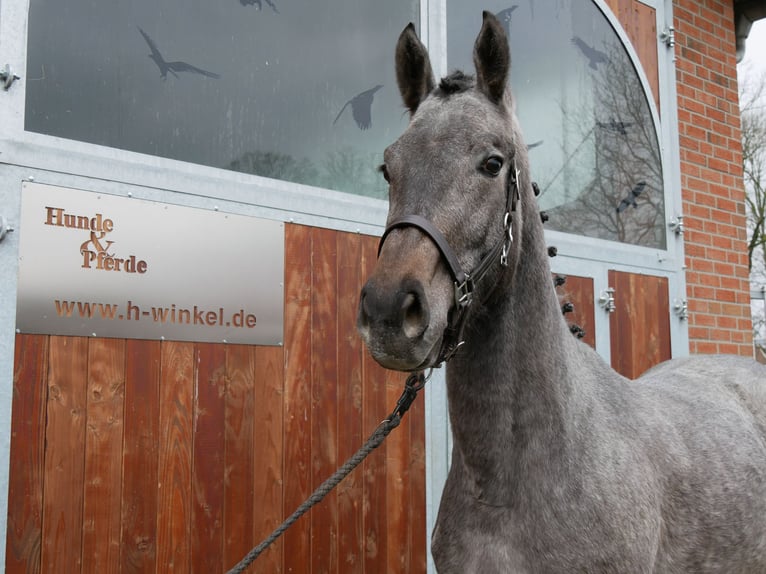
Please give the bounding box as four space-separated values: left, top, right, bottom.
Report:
473 11 510 104
396 23 435 114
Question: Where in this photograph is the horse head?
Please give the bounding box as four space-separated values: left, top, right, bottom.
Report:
358 12 531 371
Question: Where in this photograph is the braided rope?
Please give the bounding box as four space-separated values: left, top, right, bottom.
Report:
225 371 426 574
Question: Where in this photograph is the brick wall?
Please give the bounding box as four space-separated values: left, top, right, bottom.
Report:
673 0 754 356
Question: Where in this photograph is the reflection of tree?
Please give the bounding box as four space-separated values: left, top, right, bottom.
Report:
545 40 665 248
320 147 387 199
740 71 766 353
226 147 387 199
227 151 319 185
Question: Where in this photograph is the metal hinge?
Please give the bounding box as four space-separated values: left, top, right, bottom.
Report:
1 64 20 90
660 26 675 49
668 215 684 236
599 287 616 313
0 215 14 242
673 299 688 321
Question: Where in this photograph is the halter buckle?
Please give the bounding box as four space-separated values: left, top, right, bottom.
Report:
454 275 474 308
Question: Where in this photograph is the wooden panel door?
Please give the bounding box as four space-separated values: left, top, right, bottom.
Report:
608 270 671 379
6 224 427 574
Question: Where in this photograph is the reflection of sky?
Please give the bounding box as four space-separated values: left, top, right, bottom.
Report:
26 0 418 195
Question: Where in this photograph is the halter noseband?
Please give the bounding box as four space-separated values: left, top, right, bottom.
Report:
377 160 521 367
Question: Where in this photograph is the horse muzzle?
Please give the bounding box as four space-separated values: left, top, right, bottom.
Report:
357 226 452 371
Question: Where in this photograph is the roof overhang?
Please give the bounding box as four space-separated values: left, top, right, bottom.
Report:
735 0 766 61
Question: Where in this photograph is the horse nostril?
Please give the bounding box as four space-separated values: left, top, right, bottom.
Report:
358 287 373 329
401 290 429 339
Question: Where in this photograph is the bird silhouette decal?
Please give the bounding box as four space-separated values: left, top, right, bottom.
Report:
616 181 647 213
496 5 518 35
571 36 608 70
239 0 279 13
597 119 634 136
137 27 220 80
333 85 383 130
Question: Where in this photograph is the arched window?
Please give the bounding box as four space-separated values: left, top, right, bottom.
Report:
448 1 666 248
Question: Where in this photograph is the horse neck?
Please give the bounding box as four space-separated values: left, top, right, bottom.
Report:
445 178 585 495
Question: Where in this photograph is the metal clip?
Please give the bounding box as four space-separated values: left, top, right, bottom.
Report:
500 212 513 267
673 299 689 321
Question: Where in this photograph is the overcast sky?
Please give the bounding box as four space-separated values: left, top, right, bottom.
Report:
739 19 766 86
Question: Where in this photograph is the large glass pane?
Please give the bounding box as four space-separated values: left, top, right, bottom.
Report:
447 1 666 248
25 0 418 199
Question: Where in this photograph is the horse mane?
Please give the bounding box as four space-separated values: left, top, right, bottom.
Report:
438 70 475 96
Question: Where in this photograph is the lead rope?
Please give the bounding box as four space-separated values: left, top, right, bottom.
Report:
225 370 429 574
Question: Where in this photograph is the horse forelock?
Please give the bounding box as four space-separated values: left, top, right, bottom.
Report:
438 70 475 96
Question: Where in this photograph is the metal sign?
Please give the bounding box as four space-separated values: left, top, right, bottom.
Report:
16 182 284 344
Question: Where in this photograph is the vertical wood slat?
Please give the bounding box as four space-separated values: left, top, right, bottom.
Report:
192 344 227 572
336 232 364 573
360 234 389 573
223 345 256 571
283 223 313 573
609 270 671 379
41 336 89 574
408 390 428 573
120 339 161 574
311 227 339 573
82 338 126 574
156 341 194 572
5 334 48 574
253 345 284 574
385 368 411 573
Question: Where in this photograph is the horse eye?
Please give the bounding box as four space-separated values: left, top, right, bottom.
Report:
483 156 503 176
379 164 390 183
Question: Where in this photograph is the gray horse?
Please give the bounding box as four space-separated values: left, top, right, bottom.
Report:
358 12 766 573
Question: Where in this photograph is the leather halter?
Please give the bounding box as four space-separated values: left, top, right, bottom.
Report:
377 160 521 367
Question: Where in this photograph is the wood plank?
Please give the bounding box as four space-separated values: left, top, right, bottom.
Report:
41 336 89 574
609 271 671 379
408 387 428 573
336 232 364 573
603 0 659 112
191 343 227 572
156 341 194 572
223 344 256 571
310 226 339 573
282 223 313 573
82 338 126 574
253 345 285 574
120 339 161 574
610 270 635 378
360 234 388 573
385 369 411 573
6 334 48 574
